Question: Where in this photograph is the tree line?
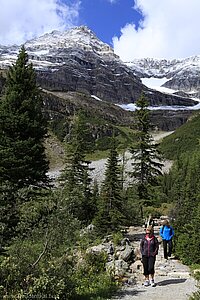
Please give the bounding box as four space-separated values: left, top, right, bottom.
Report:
0 47 199 299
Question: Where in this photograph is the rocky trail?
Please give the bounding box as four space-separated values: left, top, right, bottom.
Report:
111 226 198 300
46 131 198 299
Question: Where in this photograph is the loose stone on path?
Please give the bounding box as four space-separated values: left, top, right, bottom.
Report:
111 225 198 300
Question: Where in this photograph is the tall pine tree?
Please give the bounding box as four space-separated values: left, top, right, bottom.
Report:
130 93 163 217
0 46 49 188
164 150 200 264
59 110 96 224
94 138 124 233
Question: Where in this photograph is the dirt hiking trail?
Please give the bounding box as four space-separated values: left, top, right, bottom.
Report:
112 225 197 300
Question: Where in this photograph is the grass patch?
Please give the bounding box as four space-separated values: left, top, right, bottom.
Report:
159 111 200 159
86 150 110 161
44 131 65 170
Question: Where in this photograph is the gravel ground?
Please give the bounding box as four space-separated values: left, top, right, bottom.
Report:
47 131 174 183
48 153 172 185
111 226 198 300
89 152 172 186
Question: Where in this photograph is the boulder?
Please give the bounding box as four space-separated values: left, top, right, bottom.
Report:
129 260 143 273
119 244 134 262
106 259 129 277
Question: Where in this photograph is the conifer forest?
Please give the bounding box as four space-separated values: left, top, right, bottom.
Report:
0 48 200 299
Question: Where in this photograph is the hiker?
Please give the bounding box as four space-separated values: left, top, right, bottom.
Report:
140 225 159 287
159 219 174 260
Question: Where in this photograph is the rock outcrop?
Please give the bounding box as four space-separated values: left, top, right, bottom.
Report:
150 109 193 131
0 26 198 108
43 90 194 133
128 56 200 99
0 26 198 137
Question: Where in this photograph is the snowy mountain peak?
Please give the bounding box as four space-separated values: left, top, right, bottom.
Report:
126 55 200 98
0 26 119 70
24 25 116 58
0 26 199 103
126 55 200 78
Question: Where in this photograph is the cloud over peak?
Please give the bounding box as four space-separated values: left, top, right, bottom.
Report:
113 0 200 61
0 0 80 45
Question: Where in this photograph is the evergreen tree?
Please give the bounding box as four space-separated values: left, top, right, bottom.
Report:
165 150 200 264
94 138 124 233
60 110 95 224
168 151 200 228
0 182 19 248
130 93 163 217
0 46 49 188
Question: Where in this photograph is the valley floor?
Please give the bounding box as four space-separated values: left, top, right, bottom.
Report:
48 131 174 184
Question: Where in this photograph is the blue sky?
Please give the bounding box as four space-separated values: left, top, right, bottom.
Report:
0 0 200 60
78 0 143 45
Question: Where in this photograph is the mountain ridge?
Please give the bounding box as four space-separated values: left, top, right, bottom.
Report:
127 56 200 99
0 26 198 108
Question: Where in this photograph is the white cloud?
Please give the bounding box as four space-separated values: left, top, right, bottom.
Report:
113 0 200 60
0 0 80 45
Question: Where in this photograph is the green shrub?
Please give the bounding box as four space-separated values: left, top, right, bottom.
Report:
0 242 118 299
190 288 200 300
175 227 200 265
49 117 68 141
74 252 118 299
95 136 114 151
112 231 123 246
0 240 76 299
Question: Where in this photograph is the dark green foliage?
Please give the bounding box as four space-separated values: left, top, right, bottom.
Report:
94 139 125 233
95 136 114 151
175 210 200 265
0 46 49 188
0 224 79 298
49 116 68 141
60 110 96 224
166 151 200 228
160 111 200 159
74 252 118 300
122 185 143 226
0 184 54 249
0 187 117 299
0 182 20 247
16 188 55 236
0 187 80 298
163 150 200 265
130 94 163 214
0 47 49 253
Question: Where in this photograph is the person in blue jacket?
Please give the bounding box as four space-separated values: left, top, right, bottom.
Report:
160 219 174 260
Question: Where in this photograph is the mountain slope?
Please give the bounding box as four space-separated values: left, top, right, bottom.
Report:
0 26 197 107
127 56 200 99
159 111 200 159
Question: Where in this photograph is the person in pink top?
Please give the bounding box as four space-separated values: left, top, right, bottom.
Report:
140 225 159 287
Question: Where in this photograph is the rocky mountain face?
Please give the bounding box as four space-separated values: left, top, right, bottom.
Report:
0 26 197 107
0 26 199 133
127 56 200 99
43 90 192 133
